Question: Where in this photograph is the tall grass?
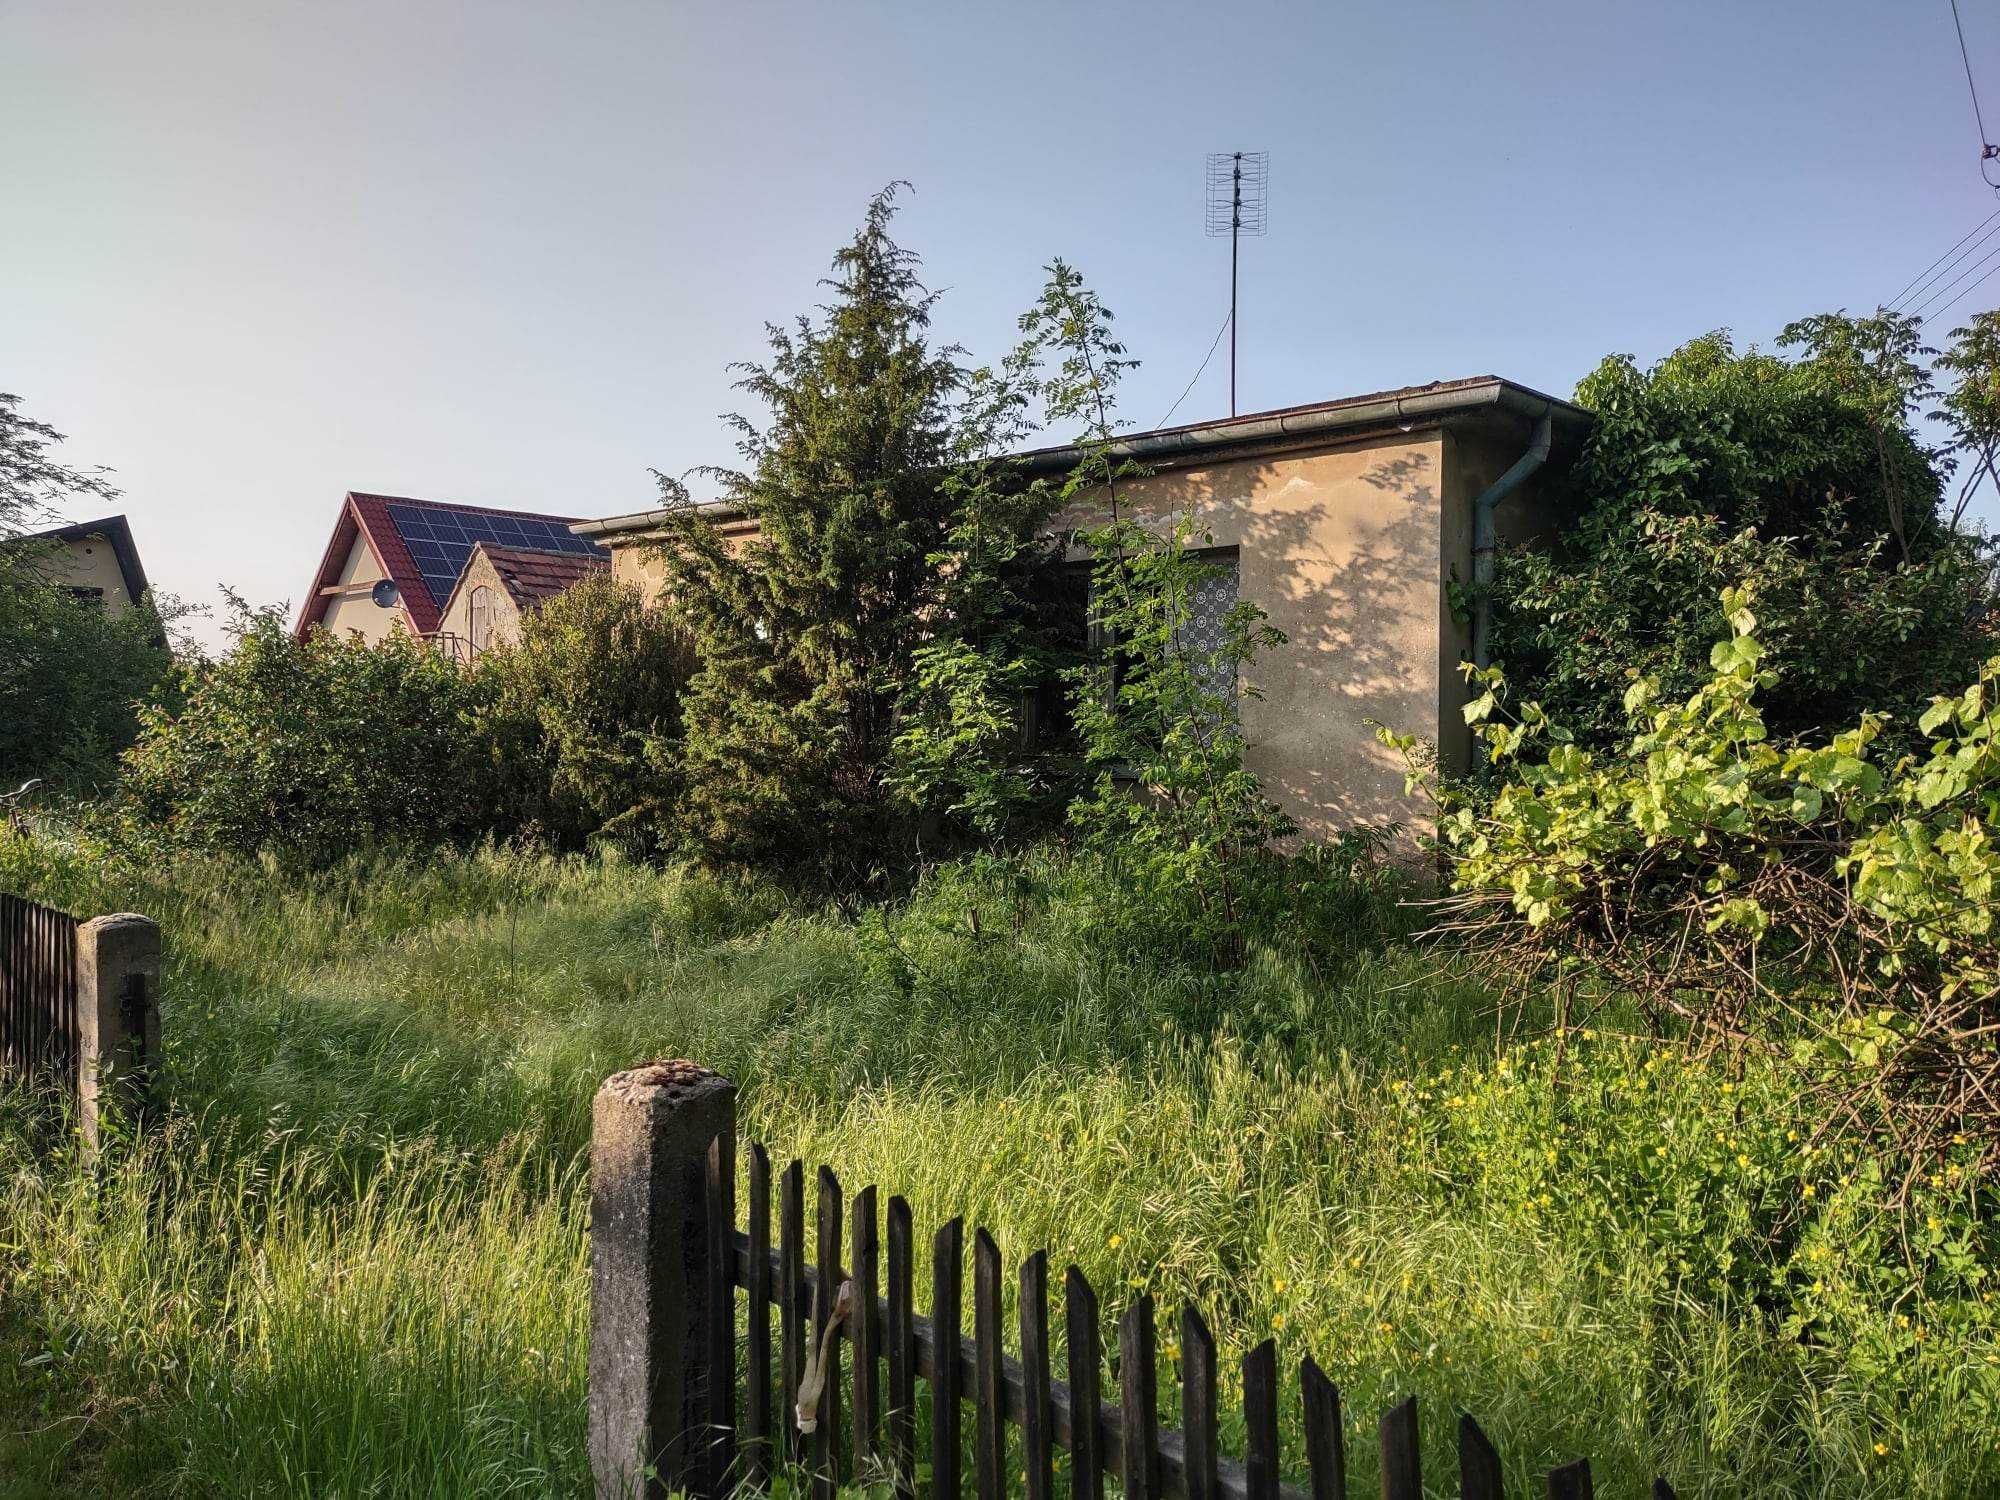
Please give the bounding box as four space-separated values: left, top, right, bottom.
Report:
0 836 1990 1497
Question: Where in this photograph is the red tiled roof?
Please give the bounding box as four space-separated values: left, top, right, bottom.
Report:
481 544 608 610
294 491 604 639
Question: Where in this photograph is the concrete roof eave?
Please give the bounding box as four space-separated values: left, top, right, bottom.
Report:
1015 376 1592 475
571 497 745 541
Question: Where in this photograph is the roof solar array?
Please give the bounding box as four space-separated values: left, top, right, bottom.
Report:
385 503 604 607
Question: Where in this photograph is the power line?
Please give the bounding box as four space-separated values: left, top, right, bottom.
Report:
1888 206 2000 310
1921 253 2000 326
1911 235 2000 321
1950 0 2000 192
1154 307 1233 430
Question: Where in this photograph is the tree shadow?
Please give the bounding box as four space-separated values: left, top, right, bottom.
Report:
1077 432 1448 839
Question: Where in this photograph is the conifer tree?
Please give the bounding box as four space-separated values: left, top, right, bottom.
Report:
649 187 1041 878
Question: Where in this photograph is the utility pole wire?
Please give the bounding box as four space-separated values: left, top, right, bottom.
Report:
1890 208 2000 310
1950 0 2000 191
1911 236 2000 321
1920 253 2000 326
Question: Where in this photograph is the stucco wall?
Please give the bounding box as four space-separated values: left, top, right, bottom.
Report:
605 520 757 599
316 535 407 643
47 534 136 615
1061 431 1449 839
608 539 667 597
436 549 525 655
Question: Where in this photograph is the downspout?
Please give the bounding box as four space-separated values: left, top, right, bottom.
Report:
1470 408 1553 668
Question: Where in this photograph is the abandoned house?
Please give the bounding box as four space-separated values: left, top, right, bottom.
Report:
570 378 1592 837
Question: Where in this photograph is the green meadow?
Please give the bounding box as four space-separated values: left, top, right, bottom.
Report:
0 839 1991 1498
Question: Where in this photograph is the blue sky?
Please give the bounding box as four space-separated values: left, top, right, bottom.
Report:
5 1 1995 643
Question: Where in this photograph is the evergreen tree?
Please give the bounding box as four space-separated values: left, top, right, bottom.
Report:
650 187 1042 879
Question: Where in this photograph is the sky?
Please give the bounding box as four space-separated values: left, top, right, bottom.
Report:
5 0 1997 647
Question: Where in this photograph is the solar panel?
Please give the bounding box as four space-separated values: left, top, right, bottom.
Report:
385 503 603 606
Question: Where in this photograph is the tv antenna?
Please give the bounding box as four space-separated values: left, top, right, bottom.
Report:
1206 151 1268 416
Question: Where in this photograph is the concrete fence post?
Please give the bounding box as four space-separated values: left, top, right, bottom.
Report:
74 913 160 1150
589 1060 738 1500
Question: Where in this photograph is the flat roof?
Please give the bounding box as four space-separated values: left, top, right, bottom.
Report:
572 376 1593 540
1017 376 1591 473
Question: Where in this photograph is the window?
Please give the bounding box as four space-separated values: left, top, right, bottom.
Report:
468 585 498 654
1184 549 1241 704
1084 546 1241 702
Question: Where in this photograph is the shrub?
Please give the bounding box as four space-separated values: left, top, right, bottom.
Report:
0 573 177 791
1390 584 2000 1181
118 600 502 865
0 391 176 791
478 574 695 852
1014 262 1295 967
1494 326 1994 752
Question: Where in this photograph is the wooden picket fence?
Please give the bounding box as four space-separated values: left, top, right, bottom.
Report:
716 1149 1678 1500
0 892 80 1088
0 893 159 1145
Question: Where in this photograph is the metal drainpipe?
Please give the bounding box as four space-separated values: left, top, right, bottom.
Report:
1471 408 1553 668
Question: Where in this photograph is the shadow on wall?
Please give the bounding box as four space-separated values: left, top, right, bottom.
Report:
1119 438 1443 839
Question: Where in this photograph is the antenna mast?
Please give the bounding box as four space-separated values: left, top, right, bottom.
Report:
1205 151 1268 416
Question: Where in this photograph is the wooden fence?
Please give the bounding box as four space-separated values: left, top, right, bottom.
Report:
587 1062 1680 1500
0 893 160 1144
0 892 79 1087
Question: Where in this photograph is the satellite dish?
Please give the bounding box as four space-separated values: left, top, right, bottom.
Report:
371 579 400 609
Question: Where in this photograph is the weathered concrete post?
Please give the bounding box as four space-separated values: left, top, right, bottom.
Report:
589 1060 737 1500
74 913 160 1150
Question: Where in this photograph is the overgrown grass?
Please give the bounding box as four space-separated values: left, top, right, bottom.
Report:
0 836 1992 1496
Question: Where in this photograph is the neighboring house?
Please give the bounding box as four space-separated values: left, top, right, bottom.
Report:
295 492 607 646
434 540 609 660
6 514 151 614
572 377 1591 839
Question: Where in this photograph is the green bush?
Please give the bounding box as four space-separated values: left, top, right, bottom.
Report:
0 392 177 791
478 573 695 851
0 569 176 791
1495 328 1993 751
1391 583 2000 1171
117 600 503 865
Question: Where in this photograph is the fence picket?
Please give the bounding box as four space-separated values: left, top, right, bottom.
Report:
933 1217 964 1500
1299 1356 1344 1500
1179 1308 1218 1500
1064 1267 1103 1500
781 1161 806 1468
852 1185 881 1476
1019 1252 1053 1500
974 1229 1005 1500
746 1144 773 1484
1118 1295 1159 1500
1241 1339 1278 1500
1458 1414 1501 1500
1379 1397 1420 1500
888 1196 917 1494
1548 1457 1594 1500
705 1128 736 1493
813 1166 843 1500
